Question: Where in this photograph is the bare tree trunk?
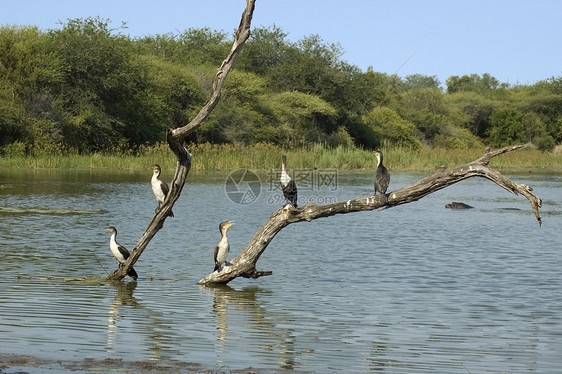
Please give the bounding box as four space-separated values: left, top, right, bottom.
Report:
106 0 256 281
198 145 543 286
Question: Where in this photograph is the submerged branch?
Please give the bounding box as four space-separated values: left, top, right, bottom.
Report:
198 145 542 285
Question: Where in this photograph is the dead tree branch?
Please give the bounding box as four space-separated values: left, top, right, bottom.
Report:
198 145 543 285
106 0 256 281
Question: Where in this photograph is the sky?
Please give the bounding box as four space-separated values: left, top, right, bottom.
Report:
2 0 561 86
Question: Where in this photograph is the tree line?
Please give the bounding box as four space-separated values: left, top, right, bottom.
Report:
1 17 561 155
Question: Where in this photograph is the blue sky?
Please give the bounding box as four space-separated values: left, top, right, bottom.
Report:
2 0 561 86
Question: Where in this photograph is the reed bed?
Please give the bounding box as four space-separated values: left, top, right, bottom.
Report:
1 142 561 173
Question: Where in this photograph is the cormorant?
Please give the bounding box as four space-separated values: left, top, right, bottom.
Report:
151 164 174 217
373 150 390 198
214 221 234 272
280 154 298 208
105 226 138 280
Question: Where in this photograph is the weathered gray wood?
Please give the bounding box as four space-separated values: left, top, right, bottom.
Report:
106 0 256 281
198 145 542 285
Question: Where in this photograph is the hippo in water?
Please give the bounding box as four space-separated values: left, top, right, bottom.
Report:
445 201 474 209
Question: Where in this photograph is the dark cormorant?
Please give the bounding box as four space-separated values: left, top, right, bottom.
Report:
151 164 174 217
214 221 234 272
373 150 390 197
105 226 138 280
280 155 298 208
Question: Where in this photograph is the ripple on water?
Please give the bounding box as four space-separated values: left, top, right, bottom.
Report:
0 170 561 373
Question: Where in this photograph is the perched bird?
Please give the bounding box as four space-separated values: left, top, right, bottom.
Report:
280 154 298 208
374 150 390 198
214 221 234 272
105 226 138 280
151 164 174 217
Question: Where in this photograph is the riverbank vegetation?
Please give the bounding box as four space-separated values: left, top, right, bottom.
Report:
1 18 561 167
1 142 561 172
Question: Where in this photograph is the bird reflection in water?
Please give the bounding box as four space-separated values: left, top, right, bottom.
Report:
106 281 138 352
106 282 184 362
207 285 303 370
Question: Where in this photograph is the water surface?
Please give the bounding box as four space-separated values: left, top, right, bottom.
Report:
1 168 561 373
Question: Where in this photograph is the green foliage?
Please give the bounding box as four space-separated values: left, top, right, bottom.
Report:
0 20 560 155
176 28 230 65
444 91 496 137
140 55 205 128
266 91 337 147
47 17 152 150
484 81 560 151
223 69 268 100
0 84 26 146
487 107 525 146
3 142 560 172
0 26 64 96
237 26 289 75
403 74 441 90
446 73 505 94
391 87 447 143
0 26 64 149
433 125 484 149
362 107 421 149
326 126 355 148
0 141 27 157
510 83 562 145
199 69 271 144
488 108 555 151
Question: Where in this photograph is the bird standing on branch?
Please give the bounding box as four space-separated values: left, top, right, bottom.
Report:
105 226 138 280
280 155 298 208
214 221 234 272
151 164 174 217
374 150 390 201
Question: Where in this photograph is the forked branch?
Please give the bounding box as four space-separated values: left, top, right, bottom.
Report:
198 145 542 285
106 0 256 281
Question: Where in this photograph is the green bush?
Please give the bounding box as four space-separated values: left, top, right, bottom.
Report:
362 107 421 149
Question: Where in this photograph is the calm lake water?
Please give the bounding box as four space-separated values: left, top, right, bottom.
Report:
0 167 561 373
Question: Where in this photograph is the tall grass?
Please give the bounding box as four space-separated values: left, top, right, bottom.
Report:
1 142 561 173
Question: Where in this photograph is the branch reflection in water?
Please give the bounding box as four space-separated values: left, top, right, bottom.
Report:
207 285 302 371
107 282 138 352
106 281 185 362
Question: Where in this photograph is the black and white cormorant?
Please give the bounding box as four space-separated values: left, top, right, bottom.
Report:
151 164 174 217
214 221 234 272
373 150 390 198
280 154 298 208
105 226 138 280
